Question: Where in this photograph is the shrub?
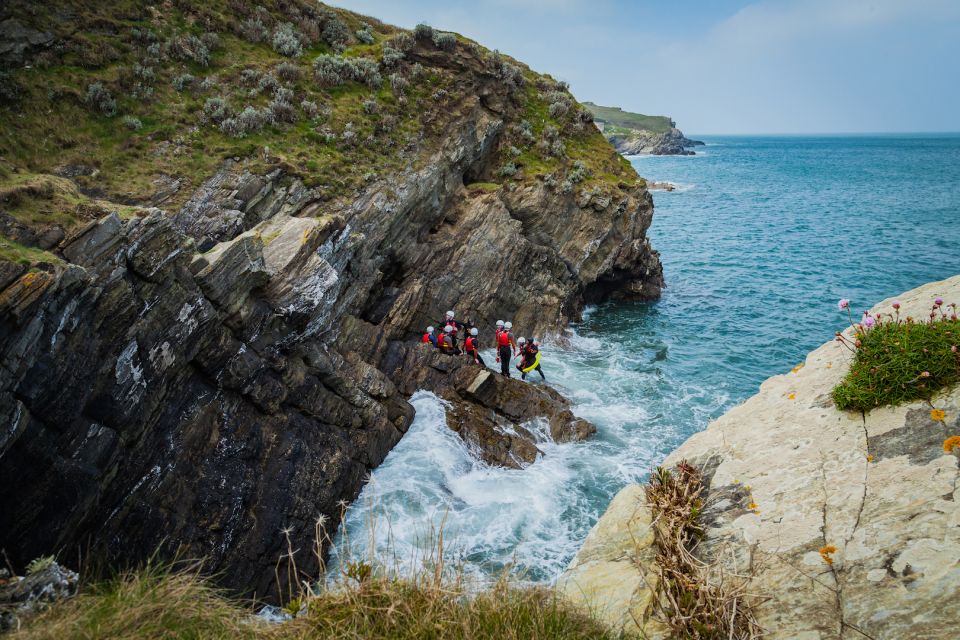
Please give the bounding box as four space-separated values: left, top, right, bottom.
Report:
362 98 379 115
298 16 320 43
549 139 566 157
549 101 569 119
272 23 303 58
196 75 217 93
133 63 155 84
517 120 535 144
84 82 116 116
411 63 425 79
341 122 356 146
313 54 350 86
382 46 404 68
121 115 143 130
168 34 210 66
200 32 221 52
301 99 320 119
240 68 261 85
203 96 230 123
432 88 448 102
432 31 457 51
240 16 269 43
498 161 518 178
257 72 279 95
172 73 194 91
568 160 589 183
144 42 163 65
413 24 434 41
268 97 298 124
275 61 301 81
356 24 375 45
832 298 960 411
321 12 351 51
508 146 521 157
391 32 414 52
389 73 409 96
220 105 271 137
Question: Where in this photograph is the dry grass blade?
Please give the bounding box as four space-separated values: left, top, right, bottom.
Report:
644 461 763 639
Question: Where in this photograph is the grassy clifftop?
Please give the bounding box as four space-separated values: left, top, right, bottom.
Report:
582 102 673 135
0 0 640 257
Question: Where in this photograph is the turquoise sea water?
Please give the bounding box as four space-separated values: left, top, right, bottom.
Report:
333 135 960 582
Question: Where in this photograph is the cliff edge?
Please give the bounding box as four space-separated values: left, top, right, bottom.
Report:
559 275 960 639
0 1 662 600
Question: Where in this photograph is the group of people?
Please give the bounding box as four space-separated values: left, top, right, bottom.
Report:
420 311 546 381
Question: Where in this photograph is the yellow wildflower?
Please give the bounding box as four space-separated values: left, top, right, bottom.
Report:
791 363 804 373
788 393 796 400
931 409 946 422
866 454 874 463
819 545 837 565
748 502 758 510
944 436 960 453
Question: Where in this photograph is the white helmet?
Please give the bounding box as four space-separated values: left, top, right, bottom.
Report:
444 325 453 333
470 327 478 336
517 336 526 345
426 326 434 333
505 321 512 330
496 320 504 328
446 310 455 318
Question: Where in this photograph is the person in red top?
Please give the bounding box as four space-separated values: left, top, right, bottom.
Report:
495 321 517 377
464 327 485 367
421 326 437 347
437 325 461 355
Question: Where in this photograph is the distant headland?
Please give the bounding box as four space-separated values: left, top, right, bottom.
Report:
583 102 704 156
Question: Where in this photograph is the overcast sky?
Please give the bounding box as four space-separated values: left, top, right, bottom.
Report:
333 0 960 134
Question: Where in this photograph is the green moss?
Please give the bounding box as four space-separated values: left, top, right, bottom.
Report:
832 318 960 411
466 182 500 193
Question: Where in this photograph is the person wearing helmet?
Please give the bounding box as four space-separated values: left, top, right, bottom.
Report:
437 324 461 355
463 327 485 367
517 336 545 381
437 310 465 349
421 326 437 347
495 321 517 377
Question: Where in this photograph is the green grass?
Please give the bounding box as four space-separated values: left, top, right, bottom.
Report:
581 102 673 134
11 563 618 640
832 319 960 411
0 236 60 266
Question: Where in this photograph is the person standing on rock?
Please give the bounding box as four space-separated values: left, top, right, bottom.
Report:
516 337 545 381
437 325 461 355
421 326 437 347
464 327 485 367
496 321 517 377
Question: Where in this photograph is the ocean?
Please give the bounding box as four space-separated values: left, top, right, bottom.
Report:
331 134 960 582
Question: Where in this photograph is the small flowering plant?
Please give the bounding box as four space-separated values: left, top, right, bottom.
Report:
832 296 960 411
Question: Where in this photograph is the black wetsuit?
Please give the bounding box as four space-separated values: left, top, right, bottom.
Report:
518 344 545 381
497 330 514 377
438 332 461 355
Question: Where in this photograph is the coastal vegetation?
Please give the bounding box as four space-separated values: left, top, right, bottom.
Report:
832 298 960 411
581 102 673 136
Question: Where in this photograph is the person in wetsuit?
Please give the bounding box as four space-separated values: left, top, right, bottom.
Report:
438 310 465 349
437 325 461 355
516 337 545 381
464 327 485 367
496 321 517 377
421 326 437 347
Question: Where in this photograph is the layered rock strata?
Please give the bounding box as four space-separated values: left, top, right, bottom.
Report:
0 56 662 600
560 275 960 639
608 127 704 156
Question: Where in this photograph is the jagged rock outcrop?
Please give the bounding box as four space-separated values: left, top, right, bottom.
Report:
0 33 662 601
0 562 78 631
559 275 960 639
608 127 704 156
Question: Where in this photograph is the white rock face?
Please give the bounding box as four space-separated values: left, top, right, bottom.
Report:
560 275 960 639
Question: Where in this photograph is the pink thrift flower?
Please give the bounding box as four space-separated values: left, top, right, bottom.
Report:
862 315 876 329
892 300 901 310
838 299 850 311
935 297 944 306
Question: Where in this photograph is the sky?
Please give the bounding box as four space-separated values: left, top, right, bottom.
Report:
333 0 960 134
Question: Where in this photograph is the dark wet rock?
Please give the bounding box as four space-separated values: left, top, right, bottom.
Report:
0 562 78 632
0 18 55 67
0 37 661 602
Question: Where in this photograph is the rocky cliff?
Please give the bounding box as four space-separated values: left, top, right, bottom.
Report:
0 1 662 600
559 275 960 639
